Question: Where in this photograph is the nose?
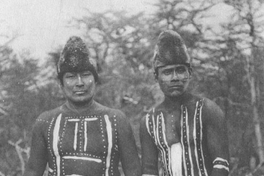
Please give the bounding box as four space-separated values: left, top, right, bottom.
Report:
76 74 84 86
172 70 180 81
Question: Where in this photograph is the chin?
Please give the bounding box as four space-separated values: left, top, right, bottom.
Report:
169 91 184 97
70 96 93 105
170 95 182 98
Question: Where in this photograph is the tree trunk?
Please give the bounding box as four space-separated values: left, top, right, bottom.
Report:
248 64 264 165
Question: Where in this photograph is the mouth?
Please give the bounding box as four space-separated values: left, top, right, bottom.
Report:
170 84 183 88
169 85 183 90
74 91 86 95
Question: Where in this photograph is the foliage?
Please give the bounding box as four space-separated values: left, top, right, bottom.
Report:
1 0 264 175
0 51 63 175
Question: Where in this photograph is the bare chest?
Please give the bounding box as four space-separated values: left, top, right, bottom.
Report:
146 104 200 148
46 114 118 157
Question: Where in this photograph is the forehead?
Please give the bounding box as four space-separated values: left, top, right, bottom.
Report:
64 70 92 75
158 64 188 71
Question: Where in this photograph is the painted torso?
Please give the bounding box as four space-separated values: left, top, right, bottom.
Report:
145 97 212 176
37 102 123 176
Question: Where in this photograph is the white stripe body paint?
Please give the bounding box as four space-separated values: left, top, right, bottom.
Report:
84 118 98 121
185 108 195 176
48 167 53 173
68 119 80 122
63 156 102 163
171 143 182 176
181 106 187 176
160 113 172 176
145 114 150 136
74 122 78 151
193 102 202 176
53 113 62 176
84 121 88 151
213 157 229 172
152 113 158 146
198 103 208 176
213 165 229 171
145 100 211 176
104 114 113 176
68 117 98 152
147 109 157 145
155 114 167 174
213 157 229 164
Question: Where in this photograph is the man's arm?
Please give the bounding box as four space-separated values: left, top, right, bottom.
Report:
117 112 141 176
23 119 48 176
204 99 229 176
140 114 159 176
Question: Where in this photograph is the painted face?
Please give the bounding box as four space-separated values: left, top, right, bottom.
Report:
157 64 191 98
62 70 96 105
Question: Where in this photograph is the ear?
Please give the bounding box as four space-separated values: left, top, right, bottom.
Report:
56 78 63 88
153 68 159 81
188 67 193 78
154 72 158 81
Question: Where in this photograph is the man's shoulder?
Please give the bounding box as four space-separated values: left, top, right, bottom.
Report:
199 97 225 123
94 102 125 119
142 105 163 122
185 93 223 113
31 106 63 133
36 105 63 123
202 97 223 112
182 93 219 109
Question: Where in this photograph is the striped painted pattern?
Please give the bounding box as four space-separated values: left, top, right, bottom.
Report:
46 114 116 176
145 99 209 176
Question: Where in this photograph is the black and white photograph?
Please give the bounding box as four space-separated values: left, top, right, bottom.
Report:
0 0 264 176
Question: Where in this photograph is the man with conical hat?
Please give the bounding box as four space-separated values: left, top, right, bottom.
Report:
140 30 229 176
24 36 141 176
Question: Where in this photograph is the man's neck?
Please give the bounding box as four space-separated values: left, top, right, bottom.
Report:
66 99 95 113
163 92 191 107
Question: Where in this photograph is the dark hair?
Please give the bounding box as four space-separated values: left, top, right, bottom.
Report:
57 65 99 85
57 36 99 85
154 64 192 80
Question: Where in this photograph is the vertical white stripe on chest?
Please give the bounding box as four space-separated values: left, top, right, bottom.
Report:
157 113 170 175
193 101 201 176
74 122 78 151
104 114 113 176
185 108 195 176
181 106 195 176
146 111 182 176
192 100 209 176
171 143 182 176
53 113 62 176
84 121 88 152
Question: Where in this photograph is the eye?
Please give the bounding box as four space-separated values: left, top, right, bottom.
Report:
82 72 92 77
176 67 187 74
162 69 172 75
65 73 76 78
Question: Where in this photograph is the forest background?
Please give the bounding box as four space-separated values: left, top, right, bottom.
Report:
0 0 264 175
